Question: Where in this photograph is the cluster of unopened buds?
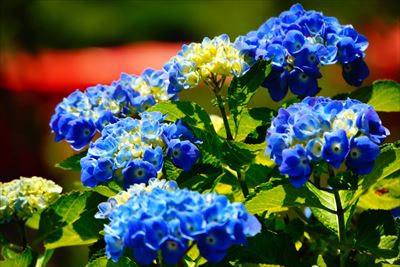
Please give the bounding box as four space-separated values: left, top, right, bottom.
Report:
0 176 62 223
96 178 261 265
164 34 250 93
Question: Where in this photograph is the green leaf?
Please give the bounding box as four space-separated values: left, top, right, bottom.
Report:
356 210 399 259
25 212 41 230
225 229 299 266
36 191 107 249
245 182 336 214
311 189 356 235
148 100 216 133
174 163 223 193
92 185 119 198
85 256 139 267
358 170 400 210
191 128 224 168
221 141 260 172
35 249 54 267
316 254 327 267
350 142 400 208
334 80 400 112
55 151 87 171
0 248 33 267
219 107 275 141
245 164 273 189
163 158 184 181
227 60 272 131
149 101 225 170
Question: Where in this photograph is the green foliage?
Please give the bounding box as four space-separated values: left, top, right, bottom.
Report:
334 80 400 112
148 100 216 133
350 142 400 209
226 229 299 266
245 182 336 214
92 185 120 198
219 107 275 141
227 60 272 133
55 151 87 171
0 247 33 267
86 256 139 267
36 191 107 249
25 212 41 230
358 170 400 210
356 210 399 259
35 250 54 267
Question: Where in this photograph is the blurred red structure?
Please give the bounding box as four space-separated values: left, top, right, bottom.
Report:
0 42 182 92
0 42 182 180
362 20 400 81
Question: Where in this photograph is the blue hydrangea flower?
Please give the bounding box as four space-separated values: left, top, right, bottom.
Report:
97 178 261 265
80 112 200 188
345 136 379 175
50 69 176 150
391 207 400 219
235 3 369 101
167 139 200 172
321 129 350 169
279 145 311 188
265 96 389 187
164 34 250 94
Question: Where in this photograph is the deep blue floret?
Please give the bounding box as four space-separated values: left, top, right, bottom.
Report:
167 139 200 172
322 129 349 169
346 136 379 174
122 160 157 189
279 144 311 188
356 106 390 144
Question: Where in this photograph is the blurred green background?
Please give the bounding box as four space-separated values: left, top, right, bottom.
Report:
0 1 399 266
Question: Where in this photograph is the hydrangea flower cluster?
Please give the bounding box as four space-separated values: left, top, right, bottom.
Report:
80 111 200 189
50 68 174 150
97 178 261 265
164 34 250 94
235 3 369 101
265 97 389 188
0 176 62 223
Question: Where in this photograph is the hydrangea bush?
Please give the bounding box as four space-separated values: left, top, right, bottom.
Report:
1 4 399 267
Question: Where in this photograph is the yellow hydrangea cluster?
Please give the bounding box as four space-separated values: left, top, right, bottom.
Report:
164 34 249 93
0 176 62 222
182 34 249 78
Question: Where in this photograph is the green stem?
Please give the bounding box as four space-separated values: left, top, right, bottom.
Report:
329 165 347 267
334 189 347 267
213 89 233 140
237 171 249 198
206 74 233 140
333 189 346 244
17 220 28 248
223 165 249 198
